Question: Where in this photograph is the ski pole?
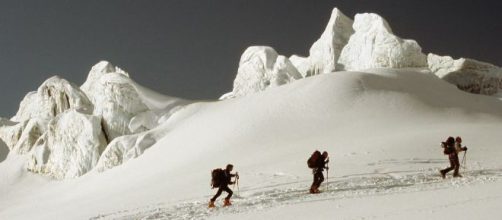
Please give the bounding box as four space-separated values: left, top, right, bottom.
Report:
462 151 467 168
326 157 329 192
236 173 240 196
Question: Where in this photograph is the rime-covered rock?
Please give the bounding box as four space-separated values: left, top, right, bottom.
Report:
0 119 23 151
129 111 159 132
0 118 14 160
27 110 107 179
231 46 302 97
11 76 93 122
307 8 354 75
81 61 149 141
338 13 427 71
289 55 311 77
0 119 46 154
1 76 91 155
95 132 156 172
428 53 502 95
290 8 354 76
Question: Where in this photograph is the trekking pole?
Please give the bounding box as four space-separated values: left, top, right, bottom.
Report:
462 151 467 169
326 157 329 192
236 174 240 197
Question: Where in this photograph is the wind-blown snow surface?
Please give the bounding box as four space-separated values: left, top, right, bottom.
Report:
1 69 502 219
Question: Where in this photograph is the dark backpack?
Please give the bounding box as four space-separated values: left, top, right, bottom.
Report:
307 150 321 168
442 142 455 155
211 168 225 188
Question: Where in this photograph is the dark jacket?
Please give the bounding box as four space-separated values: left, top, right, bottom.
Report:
443 142 466 159
314 157 328 172
223 170 236 185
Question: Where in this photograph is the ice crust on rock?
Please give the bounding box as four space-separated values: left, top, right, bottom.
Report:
11 76 92 122
231 46 302 97
95 132 156 172
0 118 47 155
337 13 427 71
0 120 25 152
0 60 188 178
292 8 354 76
0 76 92 155
81 61 149 141
428 53 502 95
27 110 107 179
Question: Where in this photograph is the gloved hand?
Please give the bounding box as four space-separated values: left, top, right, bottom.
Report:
464 146 468 151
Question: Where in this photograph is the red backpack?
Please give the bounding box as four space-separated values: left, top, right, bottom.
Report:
307 150 321 168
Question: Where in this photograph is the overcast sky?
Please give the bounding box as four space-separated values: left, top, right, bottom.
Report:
0 0 501 117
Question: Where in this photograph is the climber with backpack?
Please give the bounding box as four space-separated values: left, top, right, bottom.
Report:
307 150 329 194
209 164 239 208
440 136 467 178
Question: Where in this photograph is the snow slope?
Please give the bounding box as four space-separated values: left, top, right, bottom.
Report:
1 68 502 219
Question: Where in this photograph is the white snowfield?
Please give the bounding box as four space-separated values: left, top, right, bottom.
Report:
1 6 502 220
1 69 502 220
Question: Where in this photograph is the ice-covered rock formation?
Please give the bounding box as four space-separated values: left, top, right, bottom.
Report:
0 119 46 154
27 110 107 179
0 118 13 160
230 46 302 97
81 61 149 141
0 119 23 152
337 13 427 71
95 132 156 172
0 60 189 178
290 8 354 76
428 53 502 95
11 76 92 122
0 76 90 154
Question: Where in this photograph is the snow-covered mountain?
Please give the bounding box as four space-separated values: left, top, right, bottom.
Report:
1 6 502 220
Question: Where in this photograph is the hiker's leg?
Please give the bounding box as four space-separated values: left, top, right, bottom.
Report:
314 171 323 188
223 185 233 200
211 187 223 202
311 171 317 190
443 158 455 174
318 172 325 186
453 158 461 176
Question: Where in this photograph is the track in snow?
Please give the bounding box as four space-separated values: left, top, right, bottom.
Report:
91 167 502 220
